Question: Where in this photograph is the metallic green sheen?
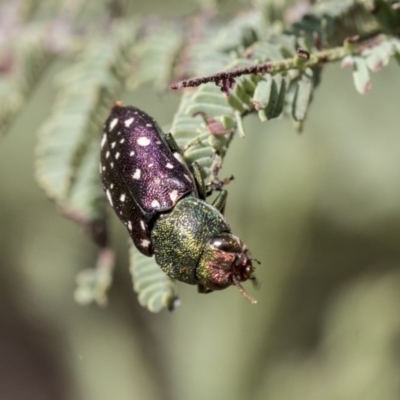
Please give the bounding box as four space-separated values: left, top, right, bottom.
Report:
151 196 230 284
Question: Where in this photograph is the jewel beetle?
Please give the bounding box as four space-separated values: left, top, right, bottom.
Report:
100 101 257 301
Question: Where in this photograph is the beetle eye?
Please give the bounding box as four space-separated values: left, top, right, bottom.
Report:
209 233 243 253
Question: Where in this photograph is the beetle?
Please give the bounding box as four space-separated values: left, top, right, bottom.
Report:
100 101 257 302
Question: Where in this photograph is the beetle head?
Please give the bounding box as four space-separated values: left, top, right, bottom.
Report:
196 232 257 303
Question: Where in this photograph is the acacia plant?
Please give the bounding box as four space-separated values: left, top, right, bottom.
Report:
2 0 399 312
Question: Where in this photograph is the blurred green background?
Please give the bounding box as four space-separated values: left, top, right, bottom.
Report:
1 1 400 400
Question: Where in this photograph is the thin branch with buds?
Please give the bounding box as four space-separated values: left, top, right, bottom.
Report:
170 35 387 91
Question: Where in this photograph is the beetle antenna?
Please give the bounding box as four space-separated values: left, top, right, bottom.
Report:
232 276 257 304
250 258 261 265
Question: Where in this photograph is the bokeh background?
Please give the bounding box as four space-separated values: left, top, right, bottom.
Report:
1 1 400 399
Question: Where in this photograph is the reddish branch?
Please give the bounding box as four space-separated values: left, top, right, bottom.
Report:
169 35 387 91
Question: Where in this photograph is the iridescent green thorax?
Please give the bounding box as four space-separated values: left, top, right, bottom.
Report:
151 195 230 284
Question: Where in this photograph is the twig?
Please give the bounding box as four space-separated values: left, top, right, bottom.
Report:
169 35 387 90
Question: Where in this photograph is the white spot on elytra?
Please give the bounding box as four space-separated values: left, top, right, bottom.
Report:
166 163 173 169
127 221 132 230
169 190 179 202
156 141 161 145
173 152 184 164
111 162 114 168
141 239 151 248
102 166 105 171
106 189 113 206
154 177 161 185
115 152 120 159
109 118 118 131
111 142 116 149
146 123 152 127
151 199 160 208
132 169 141 180
110 183 114 189
140 220 146 230
120 194 126 202
117 131 121 135
130 151 135 157
101 134 106 148
120 138 125 144
148 163 153 167
124 117 134 127
137 137 151 146
106 151 110 159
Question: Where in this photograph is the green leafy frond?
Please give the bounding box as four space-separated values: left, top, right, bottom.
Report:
35 19 138 306
66 141 105 222
169 91 205 151
252 0 287 24
212 11 265 53
0 24 53 137
185 11 269 78
129 245 179 313
74 248 115 307
351 55 372 94
128 26 184 89
170 6 400 132
290 0 380 47
209 35 319 128
291 68 314 122
36 19 138 204
255 73 289 121
373 0 400 33
184 32 232 77
340 35 400 94
36 74 114 202
174 86 234 178
363 36 400 71
128 11 266 90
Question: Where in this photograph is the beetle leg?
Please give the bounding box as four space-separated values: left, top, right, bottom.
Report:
206 153 234 196
197 284 213 294
212 189 228 215
164 132 182 153
191 161 207 200
164 132 207 160
183 136 202 151
206 175 234 196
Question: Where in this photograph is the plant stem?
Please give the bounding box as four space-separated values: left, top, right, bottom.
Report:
169 35 386 90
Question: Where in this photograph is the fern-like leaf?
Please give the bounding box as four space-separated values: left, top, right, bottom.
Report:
35 19 138 306
0 24 53 137
36 20 137 204
129 245 179 313
128 26 183 89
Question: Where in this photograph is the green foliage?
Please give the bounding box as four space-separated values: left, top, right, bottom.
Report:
36 19 136 207
290 0 380 46
74 248 115 306
2 0 400 312
35 19 138 306
0 24 52 137
128 26 183 90
129 244 178 313
170 88 231 178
